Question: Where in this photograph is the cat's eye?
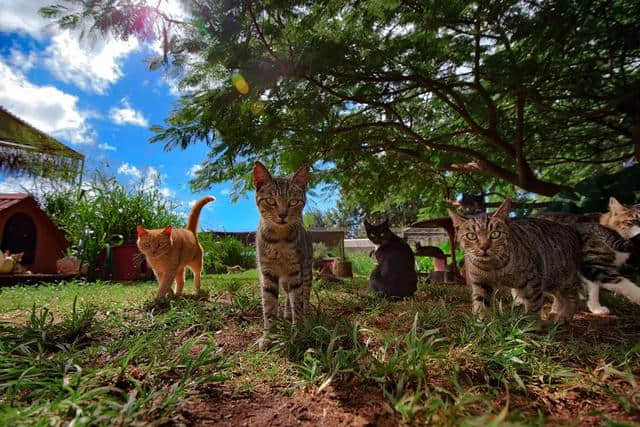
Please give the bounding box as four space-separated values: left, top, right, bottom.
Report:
266 198 276 206
289 200 300 207
465 232 477 240
490 231 502 239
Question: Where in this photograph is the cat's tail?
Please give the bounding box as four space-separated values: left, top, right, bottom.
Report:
187 196 215 235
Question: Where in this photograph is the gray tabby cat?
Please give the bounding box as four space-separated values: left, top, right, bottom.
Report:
448 199 583 323
253 161 313 350
538 197 640 314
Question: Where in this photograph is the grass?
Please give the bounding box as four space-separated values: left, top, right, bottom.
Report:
1 270 639 425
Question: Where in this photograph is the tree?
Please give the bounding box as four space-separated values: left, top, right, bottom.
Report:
41 0 640 211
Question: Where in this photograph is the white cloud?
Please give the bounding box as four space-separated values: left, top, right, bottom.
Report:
44 32 139 94
0 175 73 199
220 188 232 196
0 0 55 39
0 59 95 146
117 162 143 180
109 98 149 127
188 164 202 178
117 163 173 197
98 142 117 151
7 47 37 73
0 0 138 94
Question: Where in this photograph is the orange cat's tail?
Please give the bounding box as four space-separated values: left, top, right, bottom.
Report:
187 196 215 235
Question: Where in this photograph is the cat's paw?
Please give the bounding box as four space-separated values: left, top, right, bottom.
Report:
590 305 610 315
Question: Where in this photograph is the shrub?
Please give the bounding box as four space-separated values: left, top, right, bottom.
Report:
199 234 256 274
43 172 183 275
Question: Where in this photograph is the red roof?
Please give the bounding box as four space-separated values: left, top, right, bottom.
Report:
0 193 29 212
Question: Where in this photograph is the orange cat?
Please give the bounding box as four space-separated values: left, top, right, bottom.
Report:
137 196 215 298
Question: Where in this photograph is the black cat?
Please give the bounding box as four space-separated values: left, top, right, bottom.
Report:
364 219 417 298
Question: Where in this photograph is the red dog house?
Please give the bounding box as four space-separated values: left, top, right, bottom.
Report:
0 194 69 274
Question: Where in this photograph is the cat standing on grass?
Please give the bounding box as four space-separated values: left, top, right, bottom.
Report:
539 197 640 314
253 162 313 350
136 196 215 299
448 199 583 323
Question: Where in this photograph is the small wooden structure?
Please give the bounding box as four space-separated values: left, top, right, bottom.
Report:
308 228 346 259
410 217 462 283
0 194 69 274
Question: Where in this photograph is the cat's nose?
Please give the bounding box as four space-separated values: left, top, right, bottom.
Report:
278 212 287 220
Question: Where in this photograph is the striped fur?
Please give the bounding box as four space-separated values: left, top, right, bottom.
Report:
449 199 583 323
253 162 313 350
540 198 640 314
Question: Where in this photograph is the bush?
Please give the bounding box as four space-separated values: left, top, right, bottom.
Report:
348 252 375 276
199 235 256 274
43 172 183 275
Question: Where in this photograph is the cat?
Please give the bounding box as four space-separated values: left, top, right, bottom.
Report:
136 195 215 299
448 199 583 323
364 219 417 298
226 265 246 274
539 197 640 314
253 161 313 350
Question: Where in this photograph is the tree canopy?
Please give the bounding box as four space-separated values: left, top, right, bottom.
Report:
42 0 640 213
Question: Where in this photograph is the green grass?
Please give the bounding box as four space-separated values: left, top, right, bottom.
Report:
1 270 639 425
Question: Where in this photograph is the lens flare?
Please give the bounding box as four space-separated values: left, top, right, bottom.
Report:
231 73 249 95
250 100 264 115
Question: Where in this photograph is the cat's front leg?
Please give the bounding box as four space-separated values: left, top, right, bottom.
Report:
284 272 305 327
156 269 176 299
258 272 279 350
581 276 610 315
470 282 493 319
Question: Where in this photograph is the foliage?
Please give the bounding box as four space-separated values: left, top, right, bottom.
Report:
43 172 183 274
198 234 256 274
547 165 640 213
41 0 640 214
348 252 376 276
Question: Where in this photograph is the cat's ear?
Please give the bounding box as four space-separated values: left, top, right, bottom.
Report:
253 161 273 191
492 199 511 221
609 197 626 213
136 225 148 237
162 226 173 236
447 209 468 228
291 164 309 189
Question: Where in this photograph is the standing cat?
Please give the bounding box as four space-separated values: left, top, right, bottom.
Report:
448 199 583 323
561 198 640 314
137 196 215 299
254 161 313 350
365 219 417 298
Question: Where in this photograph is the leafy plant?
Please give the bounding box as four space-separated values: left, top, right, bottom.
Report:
198 235 256 274
42 172 183 277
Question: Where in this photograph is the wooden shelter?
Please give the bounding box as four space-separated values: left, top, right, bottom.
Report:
308 228 346 258
0 106 84 184
410 217 462 282
0 194 69 274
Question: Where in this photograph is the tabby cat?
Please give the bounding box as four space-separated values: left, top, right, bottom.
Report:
540 197 640 314
137 196 214 299
448 199 583 323
365 219 417 298
254 162 313 350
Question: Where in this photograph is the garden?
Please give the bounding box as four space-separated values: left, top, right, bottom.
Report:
1 0 640 425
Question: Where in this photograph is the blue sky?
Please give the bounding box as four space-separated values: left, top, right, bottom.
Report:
0 1 334 231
